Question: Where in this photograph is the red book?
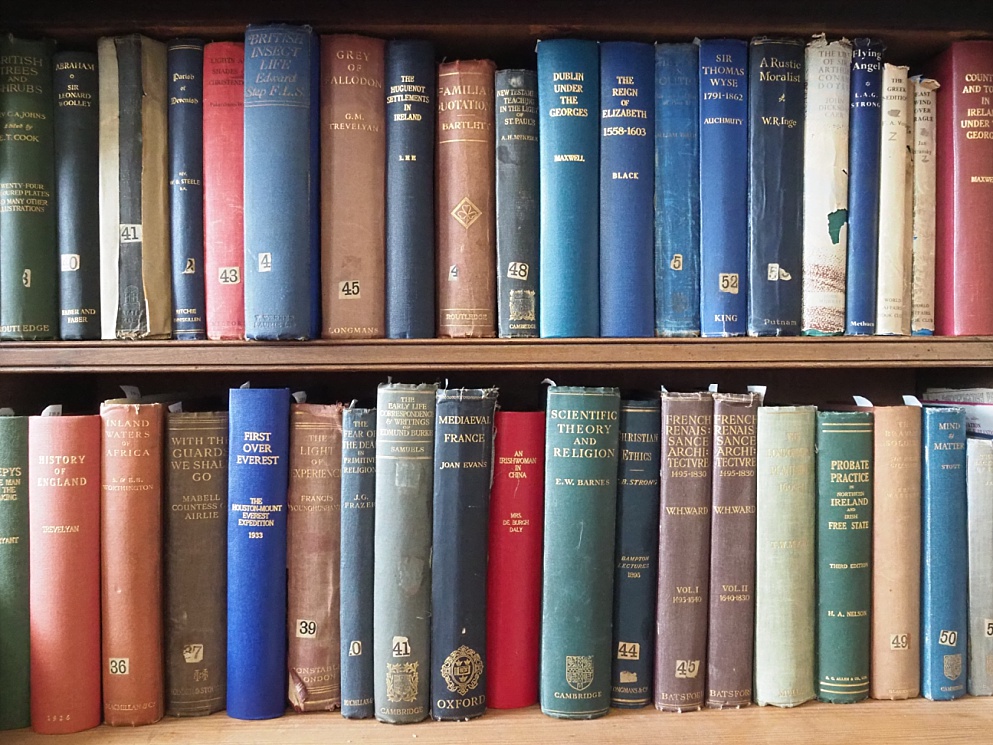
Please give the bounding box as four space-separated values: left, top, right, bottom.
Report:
28 414 102 734
485 410 544 708
203 42 245 340
932 41 993 335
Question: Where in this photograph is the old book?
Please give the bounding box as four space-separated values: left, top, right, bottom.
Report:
910 76 939 335
967 438 993 695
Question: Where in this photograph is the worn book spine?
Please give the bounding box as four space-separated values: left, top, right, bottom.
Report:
654 42 700 337
967 438 993 695
611 399 660 708
340 407 376 719
486 410 544 709
100 402 165 725
321 34 386 339
164 411 227 717
287 403 344 712
431 388 498 719
0 35 58 340
97 37 120 339
753 405 816 707
655 391 713 712
373 383 437 724
910 77 939 336
495 69 539 338
203 41 245 340
801 36 851 336
541 386 620 718
816 411 873 703
54 51 101 340
599 41 654 338
537 39 600 338
28 414 102 734
706 392 760 708
436 59 497 338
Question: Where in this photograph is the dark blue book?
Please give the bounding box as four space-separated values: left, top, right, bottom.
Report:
340 406 376 719
921 405 968 701
654 43 700 337
384 40 436 339
430 388 498 720
747 37 805 336
845 38 884 336
168 39 206 340
599 42 654 338
226 386 291 720
699 39 748 337
243 25 319 340
610 398 661 708
537 39 600 338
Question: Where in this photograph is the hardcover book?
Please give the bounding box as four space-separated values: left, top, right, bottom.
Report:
910 76 939 336
967 438 993 695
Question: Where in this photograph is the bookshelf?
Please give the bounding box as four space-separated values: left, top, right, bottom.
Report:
3 0 993 742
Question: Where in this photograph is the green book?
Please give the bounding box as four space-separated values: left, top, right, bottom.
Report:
540 385 620 719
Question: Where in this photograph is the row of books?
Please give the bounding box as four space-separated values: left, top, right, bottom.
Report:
1 383 991 733
1 30 991 342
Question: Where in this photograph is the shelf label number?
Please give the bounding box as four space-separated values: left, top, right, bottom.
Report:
61 254 81 272
674 659 700 679
258 252 272 272
349 641 363 657
507 262 529 280
218 266 241 285
719 273 739 294
109 657 129 675
339 280 361 299
617 642 640 660
939 629 958 647
985 620 993 638
890 633 910 650
21 269 31 288
120 224 142 243
296 619 317 638
183 257 196 275
392 636 411 658
670 253 683 271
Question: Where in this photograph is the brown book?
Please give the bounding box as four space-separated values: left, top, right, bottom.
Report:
163 410 227 716
100 401 165 725
287 402 345 711
321 34 386 339
655 391 713 712
870 404 922 699
436 59 497 337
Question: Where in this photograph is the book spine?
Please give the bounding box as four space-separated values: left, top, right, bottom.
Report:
486 410 544 709
203 41 245 340
706 392 759 708
54 51 101 340
537 39 600 338
100 402 165 725
287 403 344 712
226 388 291 719
815 411 873 703
921 405 968 700
801 37 851 336
753 406 816 707
655 391 713 712
243 25 319 340
0 416 29 730
340 407 376 719
373 383 437 723
168 39 206 339
321 34 386 339
384 40 436 339
495 69 539 338
0 36 58 340
97 37 121 339
654 43 700 337
699 39 748 337
164 411 227 717
747 37 805 336
610 399 660 708
540 386 620 718
28 415 102 734
436 59 497 338
845 38 884 335
910 77 939 335
599 42 655 338
967 438 993 695
430 388 498 719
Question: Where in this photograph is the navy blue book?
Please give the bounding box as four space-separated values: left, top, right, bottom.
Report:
537 39 600 337
340 406 376 719
921 405 968 701
168 39 206 340
845 38 884 336
599 42 654 338
747 37 805 336
655 43 700 337
243 25 319 340
430 388 498 720
227 387 291 720
611 398 661 708
385 40 436 339
699 39 748 337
